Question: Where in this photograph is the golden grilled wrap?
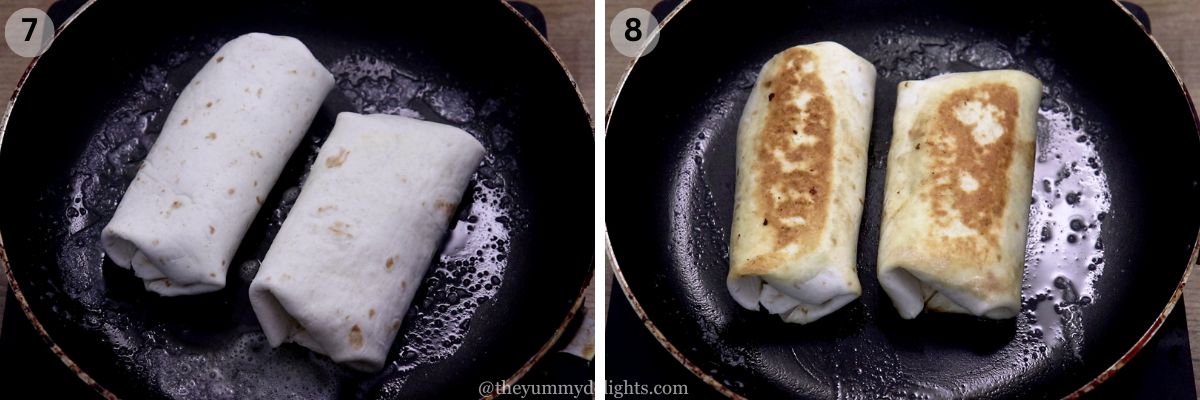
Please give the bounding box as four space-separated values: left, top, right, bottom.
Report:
727 42 875 324
878 70 1041 319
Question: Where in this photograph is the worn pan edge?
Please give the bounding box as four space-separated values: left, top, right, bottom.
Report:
602 0 1200 398
480 1 596 398
1064 2 1200 397
0 1 115 398
0 0 595 398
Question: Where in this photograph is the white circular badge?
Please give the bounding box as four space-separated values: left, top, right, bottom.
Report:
610 8 660 58
5 8 54 58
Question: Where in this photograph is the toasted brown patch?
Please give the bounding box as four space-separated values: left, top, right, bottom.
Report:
349 325 364 349
912 83 1019 249
227 187 236 195
210 272 217 278
325 148 350 168
433 199 457 216
215 56 224 63
151 239 160 246
385 257 395 270
329 221 354 238
250 150 263 159
289 69 298 74
206 132 217 140
368 309 376 319
281 274 291 281
205 101 213 108
171 200 183 209
255 196 264 205
208 225 215 235
401 281 407 289
317 205 337 215
180 118 189 126
163 279 172 287
256 88 263 98
391 320 402 331
753 48 834 252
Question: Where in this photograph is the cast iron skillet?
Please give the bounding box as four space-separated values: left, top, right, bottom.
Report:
607 0 1200 398
0 0 593 398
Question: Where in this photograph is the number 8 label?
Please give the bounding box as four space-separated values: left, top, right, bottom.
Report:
611 8 660 58
5 8 54 58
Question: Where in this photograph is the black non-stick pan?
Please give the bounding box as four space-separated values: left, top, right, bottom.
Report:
607 0 1200 398
0 0 593 398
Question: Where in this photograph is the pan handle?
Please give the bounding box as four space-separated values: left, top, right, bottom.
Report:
1118 1 1152 34
517 275 595 389
652 0 684 22
41 1 552 40
46 0 85 27
508 1 548 39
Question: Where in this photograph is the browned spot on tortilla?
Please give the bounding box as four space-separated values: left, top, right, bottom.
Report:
329 221 354 238
210 272 217 278
215 56 224 63
180 118 189 126
206 132 217 140
209 225 216 235
205 101 213 108
255 196 264 205
401 281 407 289
256 88 263 98
325 148 350 168
752 48 834 255
317 205 336 215
912 83 1020 251
171 200 183 209
385 257 395 270
151 239 160 246
250 150 263 159
281 274 291 281
433 199 457 216
163 280 172 287
349 325 364 349
368 309 376 319
391 320 402 331
227 187 236 195
289 69 298 74
253 180 258 187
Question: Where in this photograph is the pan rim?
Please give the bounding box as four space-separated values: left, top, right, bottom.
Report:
0 0 595 399
603 0 1200 398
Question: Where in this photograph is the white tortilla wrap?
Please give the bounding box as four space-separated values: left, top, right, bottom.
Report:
727 42 875 324
101 33 334 296
878 70 1041 319
249 113 485 372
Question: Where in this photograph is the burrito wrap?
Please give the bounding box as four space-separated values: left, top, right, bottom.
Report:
101 33 335 296
727 42 875 324
249 113 485 371
878 70 1041 319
